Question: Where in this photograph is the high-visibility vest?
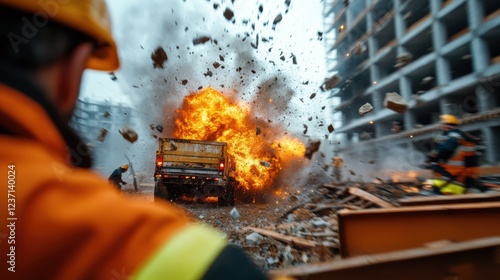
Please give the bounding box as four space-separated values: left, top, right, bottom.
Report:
435 131 478 185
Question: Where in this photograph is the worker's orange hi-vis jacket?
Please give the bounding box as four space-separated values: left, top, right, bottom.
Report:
0 69 267 280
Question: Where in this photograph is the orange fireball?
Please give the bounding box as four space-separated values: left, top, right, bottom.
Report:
175 87 304 191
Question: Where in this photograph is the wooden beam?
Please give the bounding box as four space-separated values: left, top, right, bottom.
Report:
338 202 500 257
399 193 500 207
269 237 500 280
243 227 317 249
348 187 394 208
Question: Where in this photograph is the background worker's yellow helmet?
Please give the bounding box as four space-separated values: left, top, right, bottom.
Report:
121 164 129 170
0 0 119 71
440 114 461 125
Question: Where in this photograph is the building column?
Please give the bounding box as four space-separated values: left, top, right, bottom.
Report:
481 127 497 164
476 84 497 112
471 38 490 72
467 0 484 30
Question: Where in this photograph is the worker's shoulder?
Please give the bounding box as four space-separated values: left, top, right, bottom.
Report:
0 135 105 185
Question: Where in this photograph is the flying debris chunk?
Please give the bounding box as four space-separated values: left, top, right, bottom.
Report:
151 47 168 69
109 72 117 81
324 75 340 90
349 170 356 176
119 126 138 144
156 125 164 133
384 92 409 113
354 42 367 55
310 93 316 99
280 55 285 61
149 124 155 130
223 8 234 21
421 76 434 84
358 102 374 116
272 14 283 29
213 62 221 69
181 80 188 85
303 124 308 134
103 111 111 118
260 161 271 168
328 124 334 133
305 139 321 160
394 52 413 68
291 53 297 64
256 127 262 135
203 69 213 77
193 36 211 45
391 121 402 133
219 55 225 62
97 128 108 142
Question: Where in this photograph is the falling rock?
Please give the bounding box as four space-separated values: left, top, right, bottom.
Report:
97 128 108 142
305 139 320 159
256 127 262 135
119 126 139 144
230 207 240 220
103 111 111 118
324 75 340 90
151 47 168 69
193 36 211 45
328 124 335 133
260 161 271 167
384 92 408 113
156 125 164 133
272 14 283 25
149 124 155 130
358 102 374 116
246 232 263 245
310 93 316 99
223 8 234 21
421 76 434 84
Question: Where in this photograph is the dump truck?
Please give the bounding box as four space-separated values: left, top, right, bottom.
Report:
154 138 235 206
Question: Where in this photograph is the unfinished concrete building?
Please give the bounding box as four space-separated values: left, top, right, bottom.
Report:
323 0 500 171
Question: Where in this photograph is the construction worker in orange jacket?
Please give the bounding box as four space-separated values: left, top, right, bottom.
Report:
0 1 268 279
425 114 484 194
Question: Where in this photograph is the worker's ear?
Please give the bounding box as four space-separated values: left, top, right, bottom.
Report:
56 42 94 122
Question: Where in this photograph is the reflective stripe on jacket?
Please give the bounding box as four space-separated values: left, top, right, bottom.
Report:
0 66 267 280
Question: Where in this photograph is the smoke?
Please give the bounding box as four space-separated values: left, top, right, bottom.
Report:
89 0 329 183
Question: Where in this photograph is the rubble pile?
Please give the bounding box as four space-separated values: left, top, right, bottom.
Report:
184 180 425 271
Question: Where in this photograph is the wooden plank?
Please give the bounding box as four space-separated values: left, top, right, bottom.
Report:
399 193 500 207
338 202 500 257
243 227 317 249
269 237 500 280
348 187 394 208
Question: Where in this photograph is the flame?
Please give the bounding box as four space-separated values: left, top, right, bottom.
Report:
175 87 305 191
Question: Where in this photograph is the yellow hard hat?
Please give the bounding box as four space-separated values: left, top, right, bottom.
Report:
121 164 129 170
0 0 119 71
439 114 461 125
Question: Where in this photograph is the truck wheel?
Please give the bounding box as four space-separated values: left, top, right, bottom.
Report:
166 186 182 201
218 182 235 206
154 180 169 202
